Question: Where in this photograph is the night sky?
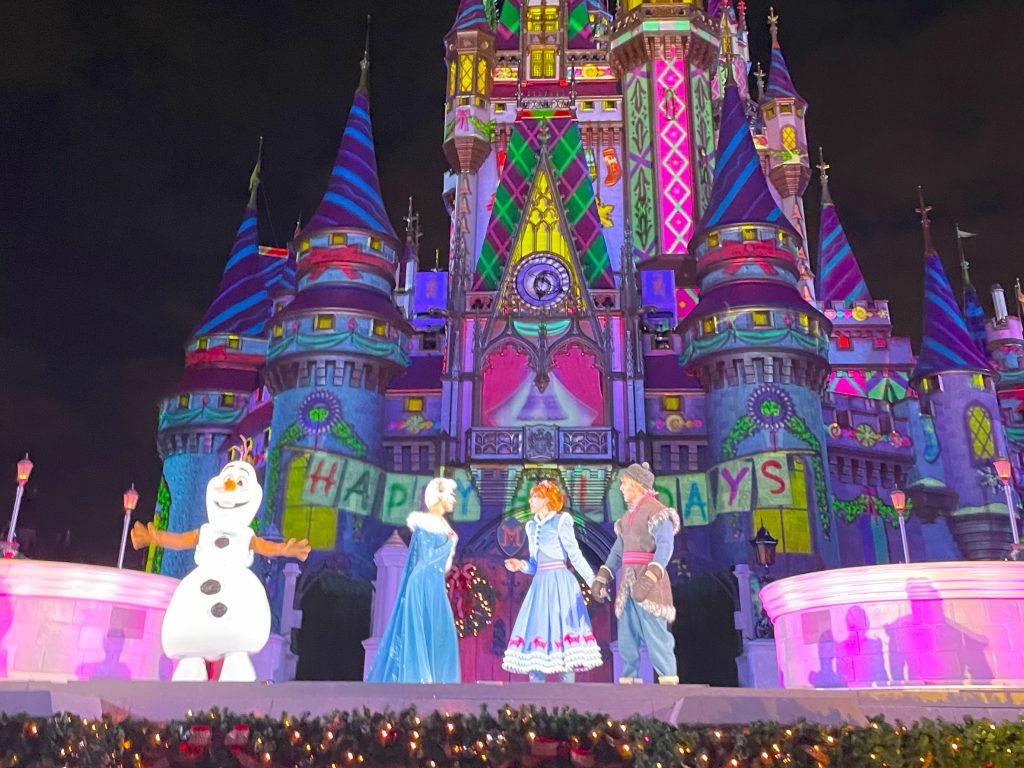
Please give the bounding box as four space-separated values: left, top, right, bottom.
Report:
2 0 1022 565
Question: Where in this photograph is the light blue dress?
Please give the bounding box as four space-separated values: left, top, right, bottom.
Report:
503 513 602 676
365 512 460 683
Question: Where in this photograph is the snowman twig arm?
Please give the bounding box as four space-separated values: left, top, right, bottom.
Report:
252 536 311 562
130 521 199 551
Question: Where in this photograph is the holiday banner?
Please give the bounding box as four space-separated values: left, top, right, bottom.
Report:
754 452 793 507
293 450 481 528
714 459 754 513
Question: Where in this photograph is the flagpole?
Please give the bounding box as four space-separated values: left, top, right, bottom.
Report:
956 223 969 300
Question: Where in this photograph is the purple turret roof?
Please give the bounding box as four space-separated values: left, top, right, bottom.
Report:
697 81 795 237
913 191 991 378
816 157 871 304
306 76 396 240
764 12 804 104
449 0 491 35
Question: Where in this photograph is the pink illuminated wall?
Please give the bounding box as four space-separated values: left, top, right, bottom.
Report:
653 55 693 254
481 343 603 427
0 560 177 681
760 562 1024 689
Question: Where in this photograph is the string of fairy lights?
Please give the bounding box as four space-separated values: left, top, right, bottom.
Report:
2 707 1022 767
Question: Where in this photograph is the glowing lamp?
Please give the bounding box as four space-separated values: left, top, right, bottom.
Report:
16 454 32 486
750 523 779 569
994 458 1013 485
890 489 907 515
123 483 140 513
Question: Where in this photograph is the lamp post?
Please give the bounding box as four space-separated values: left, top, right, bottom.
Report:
890 488 910 564
118 483 140 569
6 454 34 548
993 458 1020 546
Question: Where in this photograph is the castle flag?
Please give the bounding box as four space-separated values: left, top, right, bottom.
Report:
955 227 977 239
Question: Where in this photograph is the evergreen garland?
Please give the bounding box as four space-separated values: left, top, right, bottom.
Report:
2 707 1022 768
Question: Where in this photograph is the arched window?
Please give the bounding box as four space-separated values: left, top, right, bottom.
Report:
781 126 798 153
966 405 996 460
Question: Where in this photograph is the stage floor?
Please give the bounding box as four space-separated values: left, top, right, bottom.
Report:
2 681 1024 725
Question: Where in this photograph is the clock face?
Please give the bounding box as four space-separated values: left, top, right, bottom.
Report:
515 254 570 308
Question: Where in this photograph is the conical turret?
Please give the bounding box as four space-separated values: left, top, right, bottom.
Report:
816 149 871 306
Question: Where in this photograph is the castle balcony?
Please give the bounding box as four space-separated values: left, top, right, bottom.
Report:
469 426 614 462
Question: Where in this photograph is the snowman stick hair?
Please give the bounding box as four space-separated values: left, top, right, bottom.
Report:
237 435 251 464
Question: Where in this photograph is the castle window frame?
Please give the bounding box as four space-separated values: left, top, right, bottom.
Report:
580 101 594 111
967 404 996 460
372 319 389 337
969 373 986 391
602 100 617 111
273 324 284 338
226 335 241 350
873 336 889 350
330 232 347 246
494 102 507 113
751 310 772 328
836 334 852 350
701 316 718 336
780 103 794 115
177 394 190 409
405 397 424 413
529 47 556 79
314 314 335 331
662 395 681 412
220 393 235 408
195 337 209 351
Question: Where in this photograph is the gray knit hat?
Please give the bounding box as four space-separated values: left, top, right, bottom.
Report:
621 462 655 491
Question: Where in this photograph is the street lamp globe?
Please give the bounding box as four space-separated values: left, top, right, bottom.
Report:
16 454 33 486
123 483 140 513
750 523 779 570
993 458 1013 485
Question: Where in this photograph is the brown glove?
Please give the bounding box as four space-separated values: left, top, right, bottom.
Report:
629 564 663 603
590 566 613 603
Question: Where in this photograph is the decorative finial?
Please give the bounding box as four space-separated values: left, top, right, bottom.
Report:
753 61 766 99
768 6 780 47
737 0 748 31
358 15 371 93
293 213 303 238
720 9 735 80
248 135 263 208
916 186 936 255
816 147 832 204
434 248 441 271
404 196 421 244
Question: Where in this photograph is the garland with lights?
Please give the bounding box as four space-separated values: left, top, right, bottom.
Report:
2 706 1023 767
446 562 496 638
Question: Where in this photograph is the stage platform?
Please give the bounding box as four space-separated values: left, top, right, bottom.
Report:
2 681 1023 726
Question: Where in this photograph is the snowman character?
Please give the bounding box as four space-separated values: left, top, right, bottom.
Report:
131 458 310 681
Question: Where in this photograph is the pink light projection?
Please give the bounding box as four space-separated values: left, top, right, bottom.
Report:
481 343 603 427
653 55 694 255
760 562 1024 689
0 559 177 681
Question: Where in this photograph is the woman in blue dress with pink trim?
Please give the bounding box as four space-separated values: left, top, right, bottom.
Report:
502 481 602 681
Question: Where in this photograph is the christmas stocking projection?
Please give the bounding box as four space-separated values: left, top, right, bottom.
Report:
131 456 310 681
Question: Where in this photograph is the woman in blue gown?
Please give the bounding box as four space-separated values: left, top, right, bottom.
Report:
502 481 602 681
366 477 461 683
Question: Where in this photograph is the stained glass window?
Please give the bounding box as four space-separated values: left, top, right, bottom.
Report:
459 55 474 92
782 126 798 152
529 47 556 79
449 60 456 97
967 405 996 459
477 58 489 95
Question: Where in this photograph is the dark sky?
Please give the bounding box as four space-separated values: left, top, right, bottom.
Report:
1 0 1022 565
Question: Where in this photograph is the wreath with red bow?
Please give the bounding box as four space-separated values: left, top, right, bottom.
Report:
446 562 496 638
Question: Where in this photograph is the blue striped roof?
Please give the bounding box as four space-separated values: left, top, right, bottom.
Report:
449 0 490 34
914 253 992 378
817 193 871 304
306 90 396 240
697 82 795 237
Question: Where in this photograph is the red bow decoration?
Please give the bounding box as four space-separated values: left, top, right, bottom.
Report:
446 563 477 621
700 239 797 276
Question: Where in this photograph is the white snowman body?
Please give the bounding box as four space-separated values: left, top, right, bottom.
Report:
161 461 271 662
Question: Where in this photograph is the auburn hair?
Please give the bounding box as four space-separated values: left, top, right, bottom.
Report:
530 480 565 512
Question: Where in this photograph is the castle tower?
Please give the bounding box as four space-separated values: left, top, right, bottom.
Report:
608 0 719 277
443 0 495 272
263 49 411 577
156 147 284 577
680 76 834 567
986 283 1024 504
760 8 814 300
911 189 1013 560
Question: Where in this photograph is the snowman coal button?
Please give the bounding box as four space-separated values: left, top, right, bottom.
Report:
214 536 230 549
200 579 221 595
210 602 228 618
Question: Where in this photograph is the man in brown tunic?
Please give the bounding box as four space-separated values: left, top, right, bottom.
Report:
591 462 680 684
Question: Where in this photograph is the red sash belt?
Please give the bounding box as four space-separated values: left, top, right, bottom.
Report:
622 551 654 566
537 561 567 572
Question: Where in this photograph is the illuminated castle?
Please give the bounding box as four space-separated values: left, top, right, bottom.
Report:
153 0 1023 669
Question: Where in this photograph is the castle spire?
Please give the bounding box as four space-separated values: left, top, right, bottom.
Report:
913 188 991 379
816 147 871 305
449 0 491 35
357 16 370 94
306 35 396 240
764 7 804 104
195 139 278 337
696 79 794 238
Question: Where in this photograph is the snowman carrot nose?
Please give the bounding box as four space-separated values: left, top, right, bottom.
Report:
223 478 237 492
